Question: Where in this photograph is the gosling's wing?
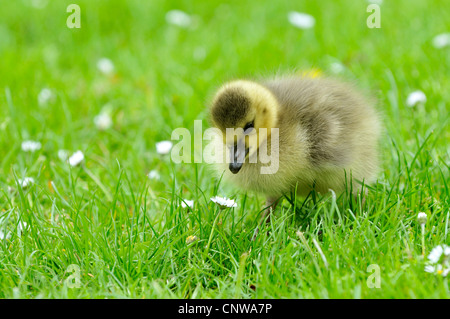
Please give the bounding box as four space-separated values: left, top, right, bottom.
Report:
263 77 376 166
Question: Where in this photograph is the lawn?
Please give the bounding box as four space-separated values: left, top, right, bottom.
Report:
0 0 449 299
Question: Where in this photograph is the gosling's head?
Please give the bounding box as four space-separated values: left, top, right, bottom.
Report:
210 80 279 174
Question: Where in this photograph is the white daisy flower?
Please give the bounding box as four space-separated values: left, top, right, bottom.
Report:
417 212 427 225
440 267 449 277
424 265 435 273
97 57 115 75
181 199 194 208
445 246 450 256
287 11 315 29
210 196 237 209
38 88 53 106
432 33 450 49
68 150 84 167
156 141 173 155
165 10 192 28
21 140 42 152
147 170 161 180
58 149 69 161
94 112 113 130
406 90 426 107
17 177 35 189
425 264 450 277
428 245 444 263
424 244 450 276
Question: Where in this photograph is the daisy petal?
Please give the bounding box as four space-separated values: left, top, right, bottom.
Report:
21 140 42 152
181 199 194 208
17 177 35 189
427 245 444 263
424 265 435 273
210 196 237 208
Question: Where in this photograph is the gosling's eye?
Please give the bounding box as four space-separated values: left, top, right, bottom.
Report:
243 121 254 133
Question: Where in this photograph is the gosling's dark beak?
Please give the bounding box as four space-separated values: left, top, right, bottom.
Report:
229 142 248 174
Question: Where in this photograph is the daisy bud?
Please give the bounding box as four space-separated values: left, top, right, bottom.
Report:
417 212 427 225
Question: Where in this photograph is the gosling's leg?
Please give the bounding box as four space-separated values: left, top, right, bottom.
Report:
252 197 280 240
262 196 280 223
353 187 368 208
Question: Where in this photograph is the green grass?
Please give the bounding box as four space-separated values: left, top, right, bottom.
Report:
0 0 449 298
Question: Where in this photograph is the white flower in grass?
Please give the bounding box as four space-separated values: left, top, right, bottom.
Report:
425 264 450 277
432 33 450 49
156 141 173 155
417 212 427 225
147 170 160 180
166 10 192 28
58 149 69 161
17 177 34 189
97 57 115 75
21 140 41 152
424 264 435 273
210 196 237 209
68 150 84 167
428 245 447 263
287 11 315 29
406 90 426 107
425 244 450 277
94 112 113 130
38 88 53 106
181 199 194 209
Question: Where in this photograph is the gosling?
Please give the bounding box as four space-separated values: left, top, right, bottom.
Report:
209 76 381 212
